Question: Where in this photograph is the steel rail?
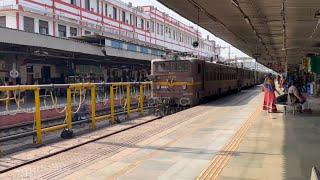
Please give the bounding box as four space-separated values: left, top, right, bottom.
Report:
0 115 162 174
0 106 155 143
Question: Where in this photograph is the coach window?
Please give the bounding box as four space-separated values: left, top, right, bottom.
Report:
39 20 49 35
24 17 34 33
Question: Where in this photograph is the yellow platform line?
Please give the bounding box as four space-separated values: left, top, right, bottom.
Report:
197 107 262 180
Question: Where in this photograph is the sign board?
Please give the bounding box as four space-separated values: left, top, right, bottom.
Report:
10 69 19 78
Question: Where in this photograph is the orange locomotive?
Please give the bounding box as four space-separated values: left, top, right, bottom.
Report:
151 56 265 107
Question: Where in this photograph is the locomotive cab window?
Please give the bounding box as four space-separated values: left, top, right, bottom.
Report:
154 61 191 72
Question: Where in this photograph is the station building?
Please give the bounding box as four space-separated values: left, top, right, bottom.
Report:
0 0 219 85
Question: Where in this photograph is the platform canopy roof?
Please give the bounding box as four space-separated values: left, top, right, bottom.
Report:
158 0 320 72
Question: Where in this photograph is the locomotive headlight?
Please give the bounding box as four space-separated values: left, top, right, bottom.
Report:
182 85 187 90
156 85 160 89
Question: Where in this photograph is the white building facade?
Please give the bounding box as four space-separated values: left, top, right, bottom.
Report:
0 0 217 58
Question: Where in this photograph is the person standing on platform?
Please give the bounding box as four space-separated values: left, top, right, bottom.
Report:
263 74 278 113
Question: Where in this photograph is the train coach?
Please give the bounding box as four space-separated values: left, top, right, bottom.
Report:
150 56 265 107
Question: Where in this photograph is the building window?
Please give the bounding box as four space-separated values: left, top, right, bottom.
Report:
141 19 144 30
111 40 123 49
140 47 149 54
0 16 6 27
127 44 137 52
173 30 176 40
24 17 34 33
70 27 77 36
130 14 133 25
58 24 66 37
70 0 76 6
113 7 117 20
122 11 125 23
150 21 154 32
84 30 91 35
135 17 138 27
96 0 99 13
84 0 90 10
39 20 49 35
156 23 159 35
105 4 108 16
160 24 163 36
146 21 149 30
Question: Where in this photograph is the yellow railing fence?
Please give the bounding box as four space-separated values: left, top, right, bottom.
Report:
0 82 152 145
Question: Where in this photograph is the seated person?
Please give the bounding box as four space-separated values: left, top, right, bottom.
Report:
288 82 307 111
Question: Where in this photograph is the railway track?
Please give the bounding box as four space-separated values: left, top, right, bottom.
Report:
0 103 149 143
0 88 259 178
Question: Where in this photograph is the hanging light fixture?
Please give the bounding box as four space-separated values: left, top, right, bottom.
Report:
192 7 200 48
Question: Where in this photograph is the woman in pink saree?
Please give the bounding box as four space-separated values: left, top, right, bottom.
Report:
263 74 277 113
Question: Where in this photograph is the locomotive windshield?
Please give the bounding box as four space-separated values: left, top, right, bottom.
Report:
154 61 191 72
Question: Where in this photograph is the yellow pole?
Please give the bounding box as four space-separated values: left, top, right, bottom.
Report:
34 88 42 144
110 84 115 124
66 87 72 129
139 84 144 115
5 90 9 111
126 84 131 116
91 85 96 129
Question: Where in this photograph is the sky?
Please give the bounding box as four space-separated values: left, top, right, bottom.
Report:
121 0 249 59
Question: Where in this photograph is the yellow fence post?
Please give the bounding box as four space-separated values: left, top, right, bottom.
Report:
91 85 96 129
126 84 131 116
110 84 115 124
139 84 144 115
34 88 42 144
66 87 72 129
5 90 9 111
